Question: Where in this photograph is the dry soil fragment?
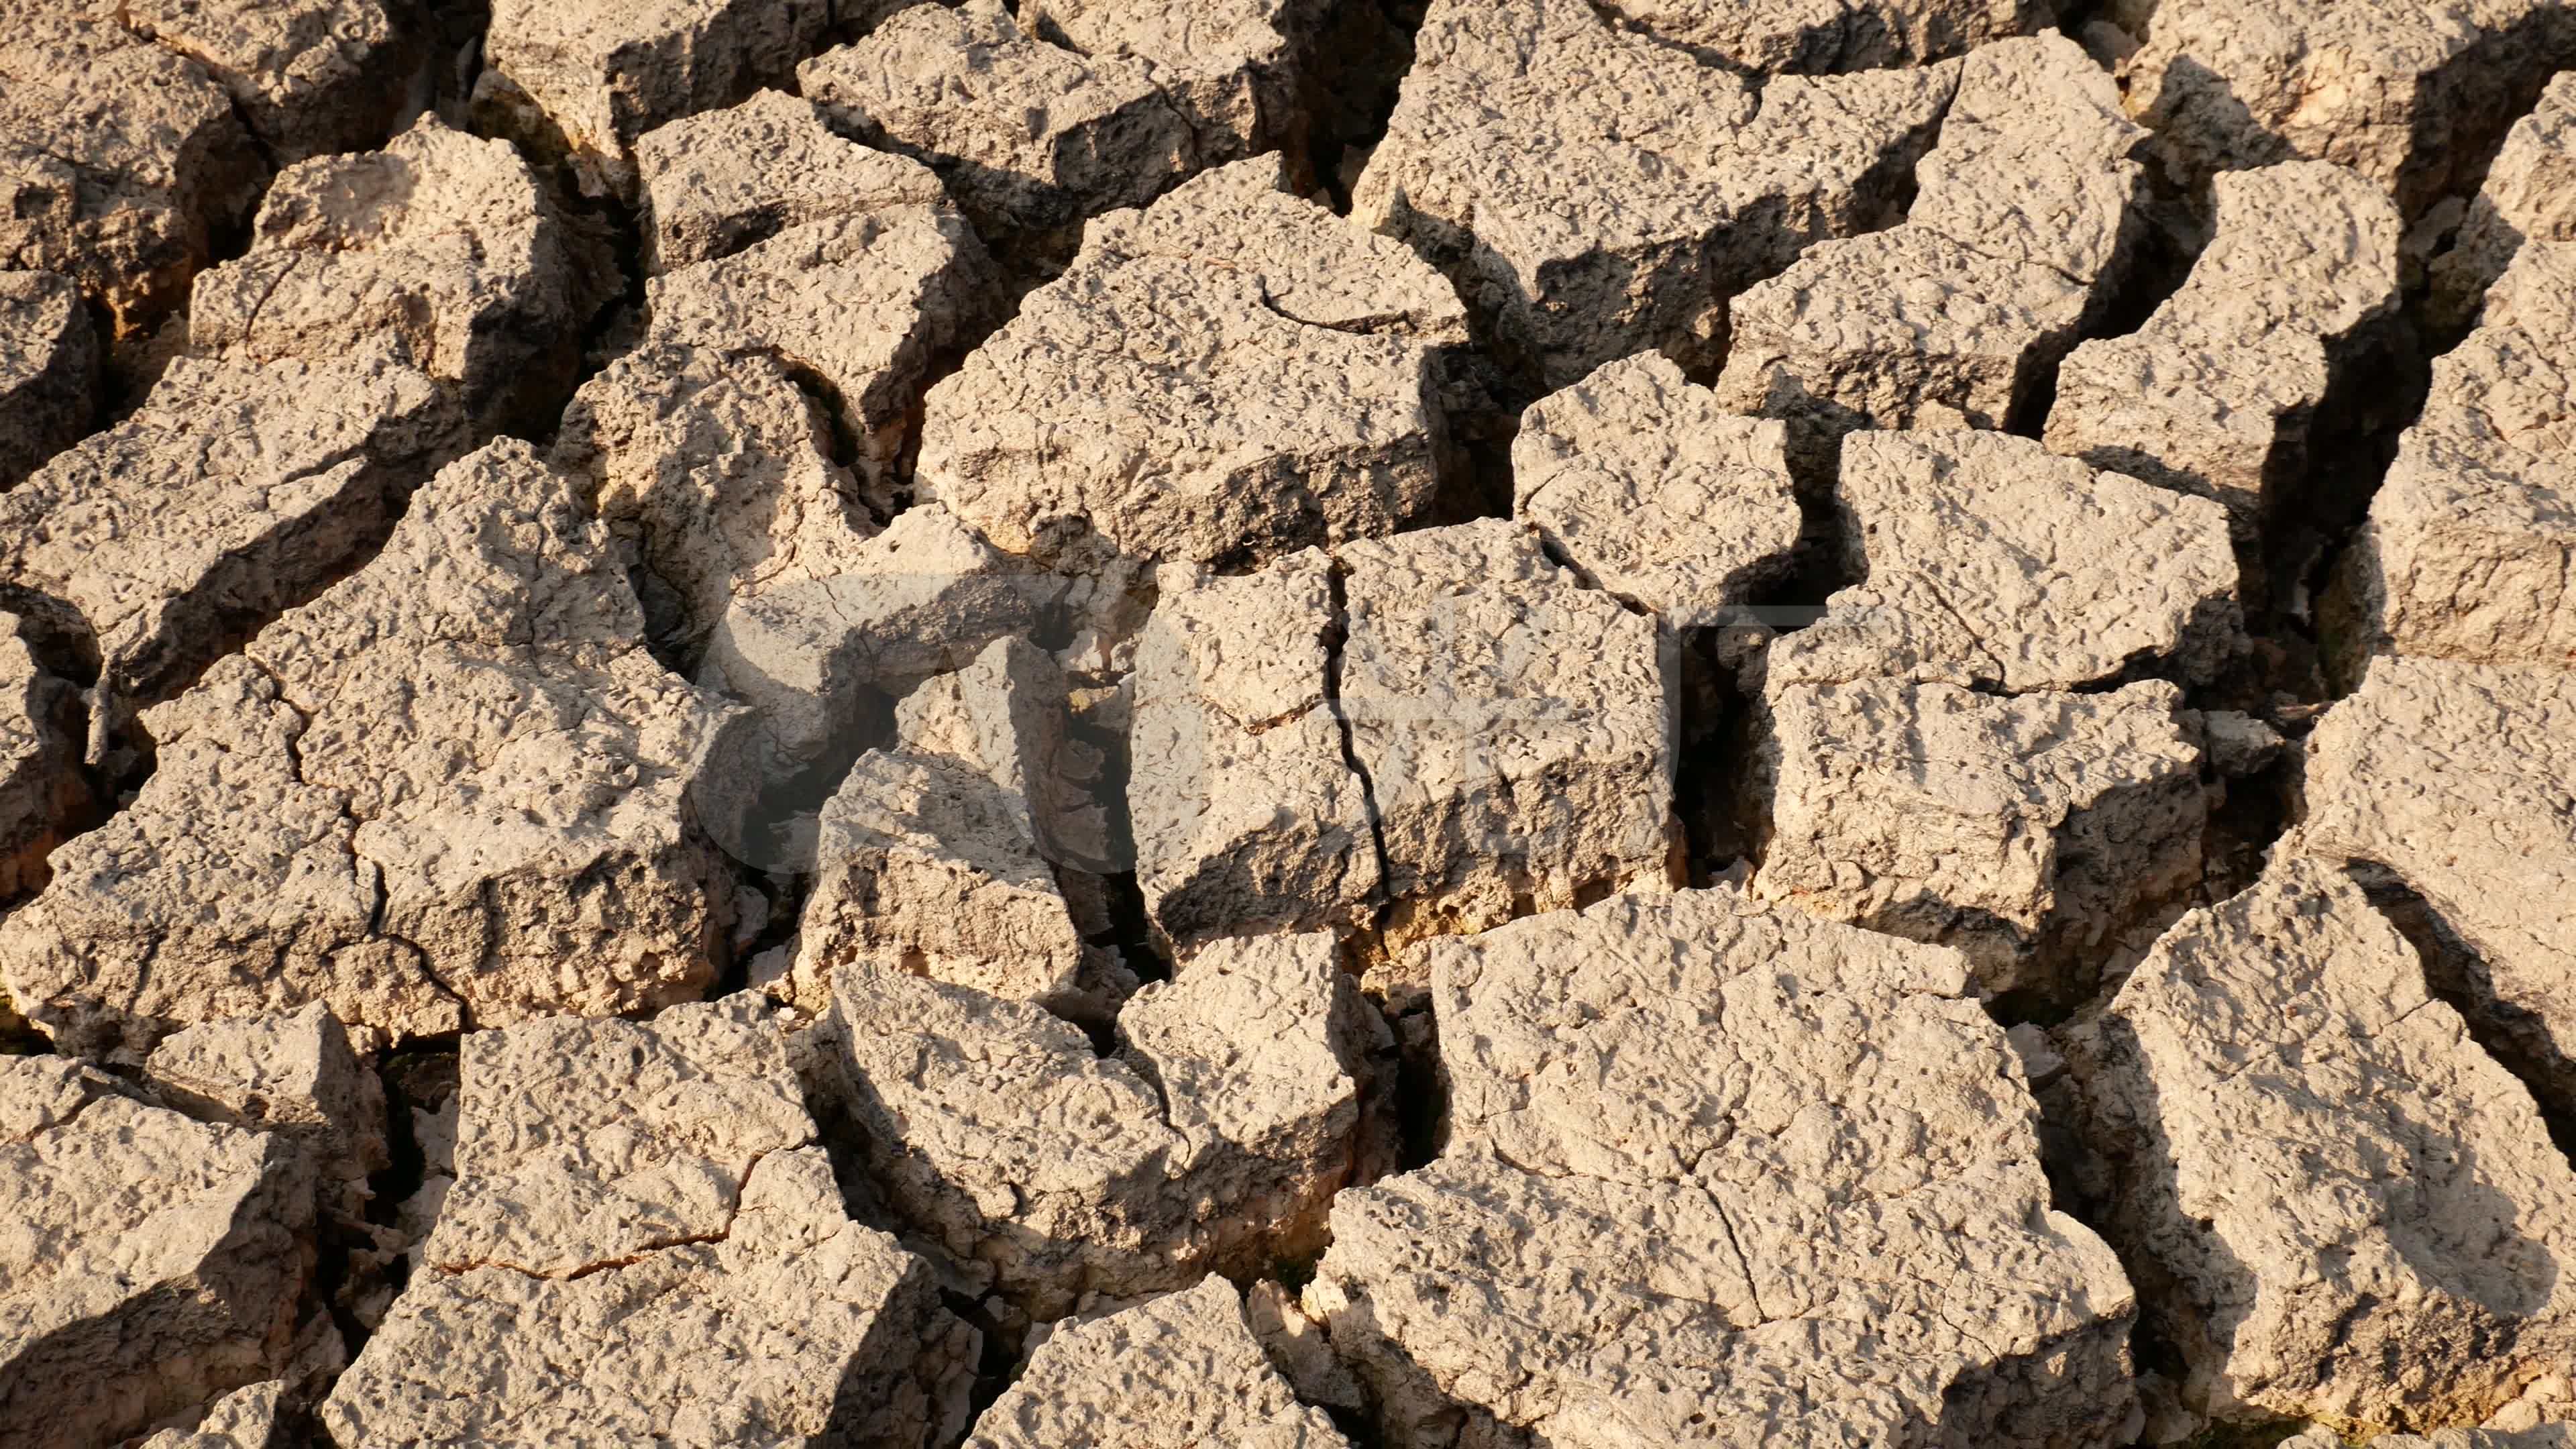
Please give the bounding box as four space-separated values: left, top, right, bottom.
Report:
814 931 1372 1318
2109 0 2576 215
2287 1432 2575 1449
2044 161 2402 535
965 1277 1351 1449
634 87 949 274
140 1381 290 1449
1305 887 2139 1448
2298 654 2576 1116
1753 677 2206 1002
0 613 86 907
0 335 466 725
0 439 737 1059
0 1057 315 1449
1510 352 1803 629
2061 857 2576 1431
1593 0 2043 71
187 117 590 434
642 188 998 490
0 271 97 492
1761 429 2241 692
145 1002 390 1230
1128 551 1379 952
474 0 831 197
0 3 264 337
799 0 1254 245
1338 519 1674 947
2432 72 2576 329
2332 240 2576 669
120 0 418 163
1354 0 1956 387
1714 32 2145 439
553 343 877 669
327 1044 974 1449
919 155 1464 571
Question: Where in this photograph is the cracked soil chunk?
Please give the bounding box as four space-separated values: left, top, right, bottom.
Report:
2431 72 2576 330
918 155 1465 572
965 1276 1351 1449
0 613 87 907
1355 0 1955 388
1510 352 1803 629
1592 0 2044 72
0 439 739 1060
813 930 1372 1318
2333 239 2576 669
474 0 832 197
634 87 949 274
1304 886 2139 1448
1752 677 2206 1002
2045 160 2403 533
2298 654 2576 1118
140 1381 290 1449
0 335 466 726
1128 551 1380 952
1761 429 2243 692
2061 857 2576 1431
187 116 592 435
1713 32 2145 439
119 0 419 164
1338 519 1676 948
0 270 97 492
144 1002 389 1230
333 1002 978 1443
0 3 264 338
0 1057 316 1449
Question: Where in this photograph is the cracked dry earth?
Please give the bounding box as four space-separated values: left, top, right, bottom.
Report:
12 1 2576 1448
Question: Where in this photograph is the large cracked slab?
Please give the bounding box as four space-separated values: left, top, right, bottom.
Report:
2332 239 2576 669
1338 520 1675 948
1128 551 1380 952
186 117 590 435
1 1057 315 1449
1 3 265 337
1354 0 1957 387
144 1002 389 1230
1304 887 2140 1448
0 270 97 492
1753 677 2206 1002
0 439 739 1059
0 335 466 726
119 0 419 164
2298 654 2576 1118
327 1004 975 1448
965 1276 1351 1449
2061 857 2576 1431
474 0 832 197
1510 352 1803 629
2108 0 2576 216
919 155 1465 572
2045 161 2403 534
2432 72 2576 330
1761 429 2242 692
814 930 1374 1318
634 87 951 274
1714 32 2145 439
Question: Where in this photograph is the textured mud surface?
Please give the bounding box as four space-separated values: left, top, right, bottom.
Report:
4 1 2576 1445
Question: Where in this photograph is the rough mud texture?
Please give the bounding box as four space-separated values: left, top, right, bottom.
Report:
2108 0 2576 217
2298 655 2576 1119
144 1002 389 1230
1305 886 2141 1448
120 0 419 164
1511 353 1803 629
1714 32 2147 440
0 440 737 1059
0 270 97 492
813 930 1375 1319
2332 239 2576 671
635 87 949 274
2044 162 2404 535
2060 857 2576 1433
187 117 590 435
327 1004 976 1448
965 1277 1351 1449
2430 72 2576 332
0 1057 315 1449
139 1381 290 1449
1355 0 1960 388
919 156 1466 572
1763 429 2243 692
0 614 87 907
